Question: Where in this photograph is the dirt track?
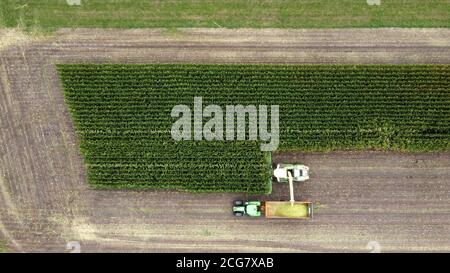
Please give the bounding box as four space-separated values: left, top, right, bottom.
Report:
0 28 449 252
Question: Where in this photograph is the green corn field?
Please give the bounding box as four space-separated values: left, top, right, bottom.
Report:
58 64 450 193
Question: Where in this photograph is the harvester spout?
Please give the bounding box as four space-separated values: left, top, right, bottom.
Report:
288 171 295 206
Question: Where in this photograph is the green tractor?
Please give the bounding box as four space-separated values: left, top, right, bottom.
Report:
232 200 262 217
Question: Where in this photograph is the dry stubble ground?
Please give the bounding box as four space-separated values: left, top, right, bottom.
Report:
0 28 449 252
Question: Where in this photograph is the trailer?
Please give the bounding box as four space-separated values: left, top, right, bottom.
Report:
264 201 313 219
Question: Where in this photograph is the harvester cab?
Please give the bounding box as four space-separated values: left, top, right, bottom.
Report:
273 163 309 182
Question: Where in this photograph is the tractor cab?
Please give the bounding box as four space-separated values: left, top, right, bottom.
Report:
233 200 262 217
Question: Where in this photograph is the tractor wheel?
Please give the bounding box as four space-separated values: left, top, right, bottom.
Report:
234 200 243 206
234 212 243 217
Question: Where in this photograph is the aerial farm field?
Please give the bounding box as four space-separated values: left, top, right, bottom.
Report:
0 0 449 253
